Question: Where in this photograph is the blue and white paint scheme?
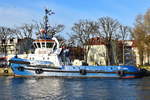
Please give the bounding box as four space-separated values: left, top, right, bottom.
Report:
9 35 143 78
9 57 143 78
9 9 144 78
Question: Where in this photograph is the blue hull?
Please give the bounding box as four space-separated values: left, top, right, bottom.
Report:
9 58 143 78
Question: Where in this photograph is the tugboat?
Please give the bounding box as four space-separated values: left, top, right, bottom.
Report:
9 9 145 78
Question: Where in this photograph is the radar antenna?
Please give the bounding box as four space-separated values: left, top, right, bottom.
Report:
44 8 55 34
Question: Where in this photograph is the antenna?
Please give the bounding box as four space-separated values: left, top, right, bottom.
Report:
44 8 55 34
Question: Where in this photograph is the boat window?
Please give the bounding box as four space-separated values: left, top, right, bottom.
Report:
33 43 37 48
53 44 57 50
42 43 45 48
46 43 54 48
37 43 41 48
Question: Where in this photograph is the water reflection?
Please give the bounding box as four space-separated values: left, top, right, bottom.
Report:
1 77 150 100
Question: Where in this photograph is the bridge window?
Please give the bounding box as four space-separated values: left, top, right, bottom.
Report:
37 43 41 48
42 43 45 48
46 43 54 48
33 43 37 48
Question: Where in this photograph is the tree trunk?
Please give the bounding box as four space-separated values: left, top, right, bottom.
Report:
105 47 110 66
139 50 144 65
106 43 114 65
122 44 125 65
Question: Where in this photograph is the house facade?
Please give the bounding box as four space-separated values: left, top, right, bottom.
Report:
132 42 150 65
0 38 18 55
86 37 139 66
0 38 33 56
86 37 107 65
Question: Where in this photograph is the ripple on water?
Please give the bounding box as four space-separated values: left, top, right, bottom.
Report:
1 77 150 100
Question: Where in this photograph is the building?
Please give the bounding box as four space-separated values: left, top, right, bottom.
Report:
86 37 107 65
132 41 150 65
0 38 33 56
0 38 18 55
85 37 136 65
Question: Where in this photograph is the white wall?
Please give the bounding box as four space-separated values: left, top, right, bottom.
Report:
87 45 107 65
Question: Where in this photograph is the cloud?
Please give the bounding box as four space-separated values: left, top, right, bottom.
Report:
0 6 36 27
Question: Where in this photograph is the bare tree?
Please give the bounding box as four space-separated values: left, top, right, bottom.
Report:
14 24 35 54
71 20 99 46
16 24 35 39
67 34 77 47
0 27 16 39
144 9 150 34
48 24 64 37
34 21 64 38
119 25 130 65
133 9 150 65
144 9 150 65
98 17 120 65
0 26 16 56
70 19 99 62
133 15 146 65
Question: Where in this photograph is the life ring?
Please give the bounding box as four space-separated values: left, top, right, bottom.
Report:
35 69 43 74
4 70 8 73
117 70 125 77
79 69 87 75
17 67 24 71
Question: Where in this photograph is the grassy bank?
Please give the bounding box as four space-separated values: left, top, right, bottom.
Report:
137 66 150 71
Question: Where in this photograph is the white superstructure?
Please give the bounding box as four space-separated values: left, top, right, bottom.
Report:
27 37 62 67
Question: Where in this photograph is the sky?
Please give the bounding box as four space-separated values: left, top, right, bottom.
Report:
0 0 150 38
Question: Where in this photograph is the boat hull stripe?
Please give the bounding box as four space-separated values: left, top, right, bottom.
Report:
21 67 141 75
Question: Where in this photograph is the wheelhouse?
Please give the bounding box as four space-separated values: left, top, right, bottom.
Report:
32 39 57 54
33 40 55 49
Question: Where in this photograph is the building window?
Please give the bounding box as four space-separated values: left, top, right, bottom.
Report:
10 39 14 44
2 40 6 44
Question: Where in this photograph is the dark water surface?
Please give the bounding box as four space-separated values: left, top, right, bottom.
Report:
0 77 150 100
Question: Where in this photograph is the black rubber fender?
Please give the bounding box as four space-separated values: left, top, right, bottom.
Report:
17 67 25 71
140 68 147 73
117 70 125 77
79 69 87 75
139 68 148 76
4 70 8 73
35 69 43 74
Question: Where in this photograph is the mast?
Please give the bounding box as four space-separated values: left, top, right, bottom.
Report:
44 8 55 38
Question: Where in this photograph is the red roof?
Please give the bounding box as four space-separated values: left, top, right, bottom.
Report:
86 37 136 48
86 37 105 45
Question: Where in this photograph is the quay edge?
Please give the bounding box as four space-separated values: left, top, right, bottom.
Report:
0 67 14 76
